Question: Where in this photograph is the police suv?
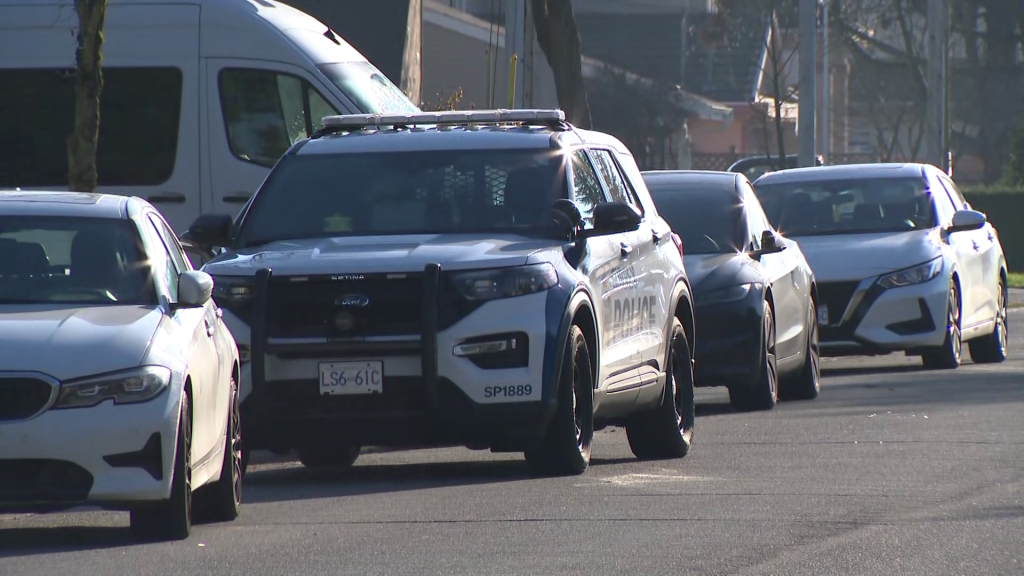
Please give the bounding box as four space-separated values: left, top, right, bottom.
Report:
188 109 697 476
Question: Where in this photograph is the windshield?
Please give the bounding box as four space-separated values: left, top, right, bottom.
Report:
236 149 567 246
318 62 420 114
753 176 936 236
647 185 745 255
0 217 154 305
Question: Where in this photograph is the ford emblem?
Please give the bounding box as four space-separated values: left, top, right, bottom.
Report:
337 294 370 307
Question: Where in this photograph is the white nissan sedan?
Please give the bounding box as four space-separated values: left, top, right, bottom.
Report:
0 191 241 541
753 163 1008 369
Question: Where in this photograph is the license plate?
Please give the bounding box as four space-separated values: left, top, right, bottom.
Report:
817 304 829 326
319 361 383 395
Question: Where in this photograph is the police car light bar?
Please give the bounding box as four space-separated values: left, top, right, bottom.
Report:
320 109 567 130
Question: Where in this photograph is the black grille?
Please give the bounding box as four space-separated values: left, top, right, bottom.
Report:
0 377 54 421
267 275 424 339
817 281 861 326
0 459 94 502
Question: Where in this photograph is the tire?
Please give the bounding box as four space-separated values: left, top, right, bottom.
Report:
923 282 962 370
969 277 1008 364
626 317 695 460
780 300 820 401
194 377 242 524
524 325 594 476
729 300 778 411
297 443 361 469
130 390 192 542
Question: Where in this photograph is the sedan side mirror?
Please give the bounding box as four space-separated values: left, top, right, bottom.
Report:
188 214 234 249
591 201 642 237
177 270 214 308
752 230 786 259
947 209 987 234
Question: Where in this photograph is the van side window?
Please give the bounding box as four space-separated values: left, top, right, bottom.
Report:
218 69 340 167
0 67 182 187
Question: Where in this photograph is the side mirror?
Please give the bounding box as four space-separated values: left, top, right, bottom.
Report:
947 209 986 234
591 201 642 236
188 214 234 249
177 270 214 308
752 230 786 259
550 198 583 237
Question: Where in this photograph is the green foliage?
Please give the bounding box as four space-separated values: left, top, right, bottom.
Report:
964 191 1024 272
420 88 464 112
999 120 1024 187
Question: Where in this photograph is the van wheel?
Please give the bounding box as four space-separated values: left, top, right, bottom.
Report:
729 301 778 411
525 325 594 476
780 301 820 401
923 283 962 369
130 391 192 541
626 317 694 460
194 377 242 523
968 278 1008 364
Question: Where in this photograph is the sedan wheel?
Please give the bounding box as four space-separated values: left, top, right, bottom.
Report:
923 283 962 370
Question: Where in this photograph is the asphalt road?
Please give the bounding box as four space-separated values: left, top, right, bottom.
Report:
2 311 1022 576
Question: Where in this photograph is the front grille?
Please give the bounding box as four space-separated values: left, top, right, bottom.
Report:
0 377 54 421
817 281 861 326
0 459 94 502
267 274 425 339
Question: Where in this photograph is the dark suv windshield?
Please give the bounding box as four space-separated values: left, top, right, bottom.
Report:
0 216 154 305
753 176 936 236
646 184 745 255
236 149 566 246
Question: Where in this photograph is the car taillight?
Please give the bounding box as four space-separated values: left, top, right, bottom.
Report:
671 233 684 265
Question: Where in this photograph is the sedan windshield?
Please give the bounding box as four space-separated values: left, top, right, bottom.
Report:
236 149 566 246
0 217 154 305
753 176 936 236
647 185 746 255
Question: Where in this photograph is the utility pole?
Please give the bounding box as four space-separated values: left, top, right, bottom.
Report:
821 0 830 164
798 0 817 167
503 0 527 108
925 0 949 171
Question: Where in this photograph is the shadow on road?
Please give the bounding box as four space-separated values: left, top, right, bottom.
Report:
695 401 737 417
0 526 136 558
821 363 925 378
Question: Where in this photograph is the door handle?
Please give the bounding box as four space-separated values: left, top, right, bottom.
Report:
204 319 216 337
987 231 995 241
146 192 187 204
972 241 980 252
223 192 253 204
620 242 633 259
653 229 666 244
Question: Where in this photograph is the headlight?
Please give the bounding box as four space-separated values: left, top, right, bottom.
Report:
450 263 558 301
53 366 171 409
212 275 254 306
698 283 754 305
876 257 942 289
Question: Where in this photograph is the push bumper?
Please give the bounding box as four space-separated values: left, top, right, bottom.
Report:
0 392 178 511
240 266 558 453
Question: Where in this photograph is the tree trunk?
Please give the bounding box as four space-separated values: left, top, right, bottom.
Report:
530 0 592 128
68 0 107 192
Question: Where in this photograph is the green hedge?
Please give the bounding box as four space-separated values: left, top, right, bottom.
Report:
964 189 1024 272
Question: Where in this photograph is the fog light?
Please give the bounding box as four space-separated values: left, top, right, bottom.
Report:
453 338 517 357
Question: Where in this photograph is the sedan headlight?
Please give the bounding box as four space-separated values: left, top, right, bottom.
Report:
698 283 754 305
876 257 942 289
450 263 558 301
53 366 172 409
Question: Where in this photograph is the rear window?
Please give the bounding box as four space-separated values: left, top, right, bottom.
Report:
0 67 182 187
235 149 566 247
646 182 745 255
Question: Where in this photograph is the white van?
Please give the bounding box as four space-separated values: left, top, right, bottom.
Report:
0 0 420 232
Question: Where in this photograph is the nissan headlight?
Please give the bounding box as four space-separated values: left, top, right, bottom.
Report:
876 257 942 289
698 283 754 305
53 366 172 409
450 263 558 301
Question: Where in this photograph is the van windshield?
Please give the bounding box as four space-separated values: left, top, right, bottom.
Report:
318 62 420 114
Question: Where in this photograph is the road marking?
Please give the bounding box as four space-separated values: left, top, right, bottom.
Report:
579 472 717 488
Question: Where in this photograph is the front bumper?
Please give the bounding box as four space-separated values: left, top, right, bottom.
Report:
692 290 763 388
817 272 948 356
0 391 179 511
233 266 561 453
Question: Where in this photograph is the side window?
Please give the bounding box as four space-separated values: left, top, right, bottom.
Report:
938 174 969 210
149 214 191 273
140 220 180 302
929 176 957 224
589 149 638 208
218 68 340 167
0 67 182 187
570 150 607 229
740 185 767 250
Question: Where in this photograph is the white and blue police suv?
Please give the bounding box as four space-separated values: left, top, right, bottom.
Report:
187 109 696 476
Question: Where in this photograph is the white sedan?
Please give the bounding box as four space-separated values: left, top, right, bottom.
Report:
753 163 1008 368
0 191 242 541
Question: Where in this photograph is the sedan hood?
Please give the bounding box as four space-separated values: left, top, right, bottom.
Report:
684 252 763 294
792 229 940 282
204 234 555 276
0 305 163 381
